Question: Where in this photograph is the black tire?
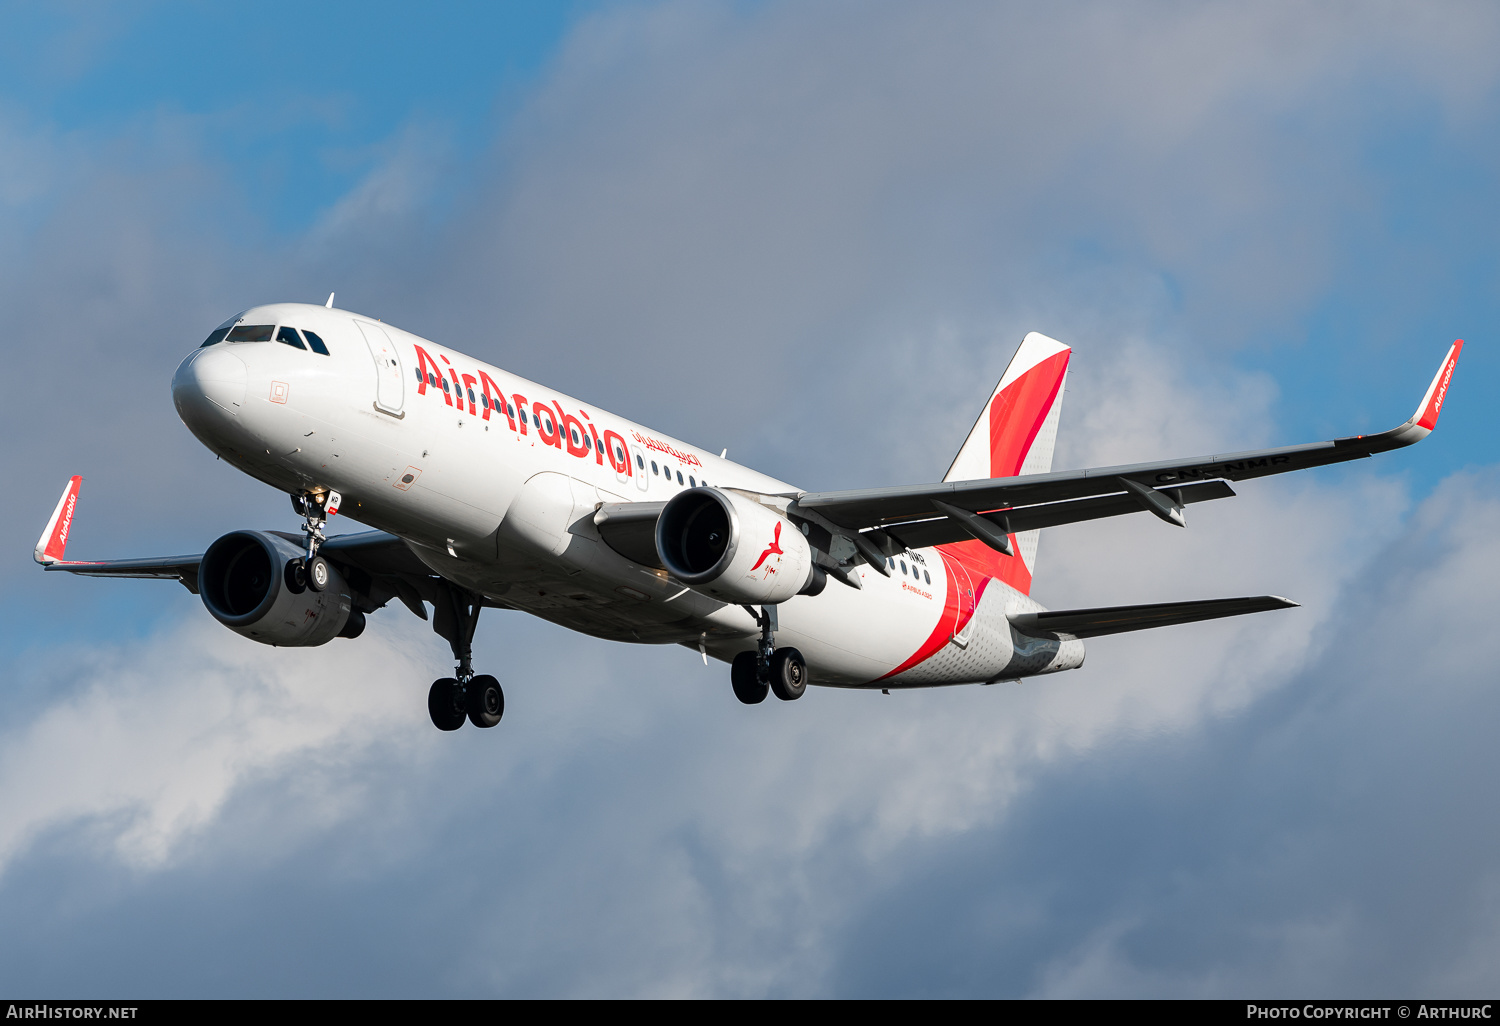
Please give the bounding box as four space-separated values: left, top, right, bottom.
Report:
769 647 808 701
283 559 307 594
427 677 466 731
731 651 769 705
306 554 332 592
466 674 504 728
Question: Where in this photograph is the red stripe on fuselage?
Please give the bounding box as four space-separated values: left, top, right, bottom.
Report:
874 348 1067 681
875 549 986 682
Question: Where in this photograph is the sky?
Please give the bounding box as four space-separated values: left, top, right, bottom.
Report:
1 0 1498 998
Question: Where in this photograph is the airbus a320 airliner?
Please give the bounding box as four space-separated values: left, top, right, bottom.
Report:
34 298 1462 730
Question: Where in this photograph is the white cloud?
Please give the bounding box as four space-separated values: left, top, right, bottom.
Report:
0 616 439 875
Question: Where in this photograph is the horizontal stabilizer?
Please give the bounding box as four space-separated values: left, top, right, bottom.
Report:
1009 594 1298 640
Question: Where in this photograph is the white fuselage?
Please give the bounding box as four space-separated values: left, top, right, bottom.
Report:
172 303 1082 688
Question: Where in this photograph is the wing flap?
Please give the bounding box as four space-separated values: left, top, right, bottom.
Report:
1009 594 1298 640
884 481 1235 549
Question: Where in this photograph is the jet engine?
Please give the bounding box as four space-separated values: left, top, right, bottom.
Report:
198 530 356 646
656 488 820 605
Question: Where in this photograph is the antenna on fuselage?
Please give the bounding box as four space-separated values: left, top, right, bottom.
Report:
325 292 335 308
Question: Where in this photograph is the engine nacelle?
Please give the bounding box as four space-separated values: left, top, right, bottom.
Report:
199 530 354 646
656 488 816 605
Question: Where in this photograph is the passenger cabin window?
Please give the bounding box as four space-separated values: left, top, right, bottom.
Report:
651 461 659 475
226 324 274 343
200 326 232 348
303 330 330 356
275 326 307 350
924 570 931 584
676 470 684 485
689 476 696 487
636 454 644 470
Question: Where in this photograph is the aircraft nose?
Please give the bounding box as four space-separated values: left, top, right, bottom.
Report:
173 346 248 419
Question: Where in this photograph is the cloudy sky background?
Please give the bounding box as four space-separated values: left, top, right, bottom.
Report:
1 0 1497 996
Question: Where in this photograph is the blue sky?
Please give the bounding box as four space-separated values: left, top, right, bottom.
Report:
1 0 1498 997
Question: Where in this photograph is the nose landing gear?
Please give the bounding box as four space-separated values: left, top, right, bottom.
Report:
286 490 340 593
425 584 506 732
731 605 807 704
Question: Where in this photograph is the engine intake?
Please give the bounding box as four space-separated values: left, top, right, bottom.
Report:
199 530 354 646
656 489 816 605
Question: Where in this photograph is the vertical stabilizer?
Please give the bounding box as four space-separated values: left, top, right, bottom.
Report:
942 333 1070 590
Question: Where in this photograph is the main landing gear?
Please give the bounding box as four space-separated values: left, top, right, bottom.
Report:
731 604 807 705
426 584 505 732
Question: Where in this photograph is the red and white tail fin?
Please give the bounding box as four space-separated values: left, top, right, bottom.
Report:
944 332 1071 583
35 476 82 564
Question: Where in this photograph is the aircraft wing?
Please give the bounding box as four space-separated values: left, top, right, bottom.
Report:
38 530 429 596
789 341 1462 559
35 475 442 616
43 554 207 591
1009 595 1299 640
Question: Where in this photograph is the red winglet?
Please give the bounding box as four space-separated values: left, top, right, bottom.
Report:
34 476 82 564
1415 340 1463 431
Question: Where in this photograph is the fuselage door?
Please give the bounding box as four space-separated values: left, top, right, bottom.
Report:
357 321 405 415
632 443 649 491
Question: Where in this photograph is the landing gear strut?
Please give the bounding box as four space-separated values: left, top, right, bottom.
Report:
732 605 807 704
427 583 505 731
287 490 340 593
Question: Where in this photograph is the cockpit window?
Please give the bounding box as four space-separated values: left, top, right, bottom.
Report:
303 330 330 356
275 326 307 350
226 324 274 343
200 327 232 348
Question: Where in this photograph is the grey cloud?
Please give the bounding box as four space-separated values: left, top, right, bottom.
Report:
823 473 1500 997
406 0 1500 487
0 467 1485 997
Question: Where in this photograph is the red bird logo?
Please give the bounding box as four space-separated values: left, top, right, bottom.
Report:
750 522 784 573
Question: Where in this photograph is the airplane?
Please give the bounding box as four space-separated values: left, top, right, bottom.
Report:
33 297 1463 731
